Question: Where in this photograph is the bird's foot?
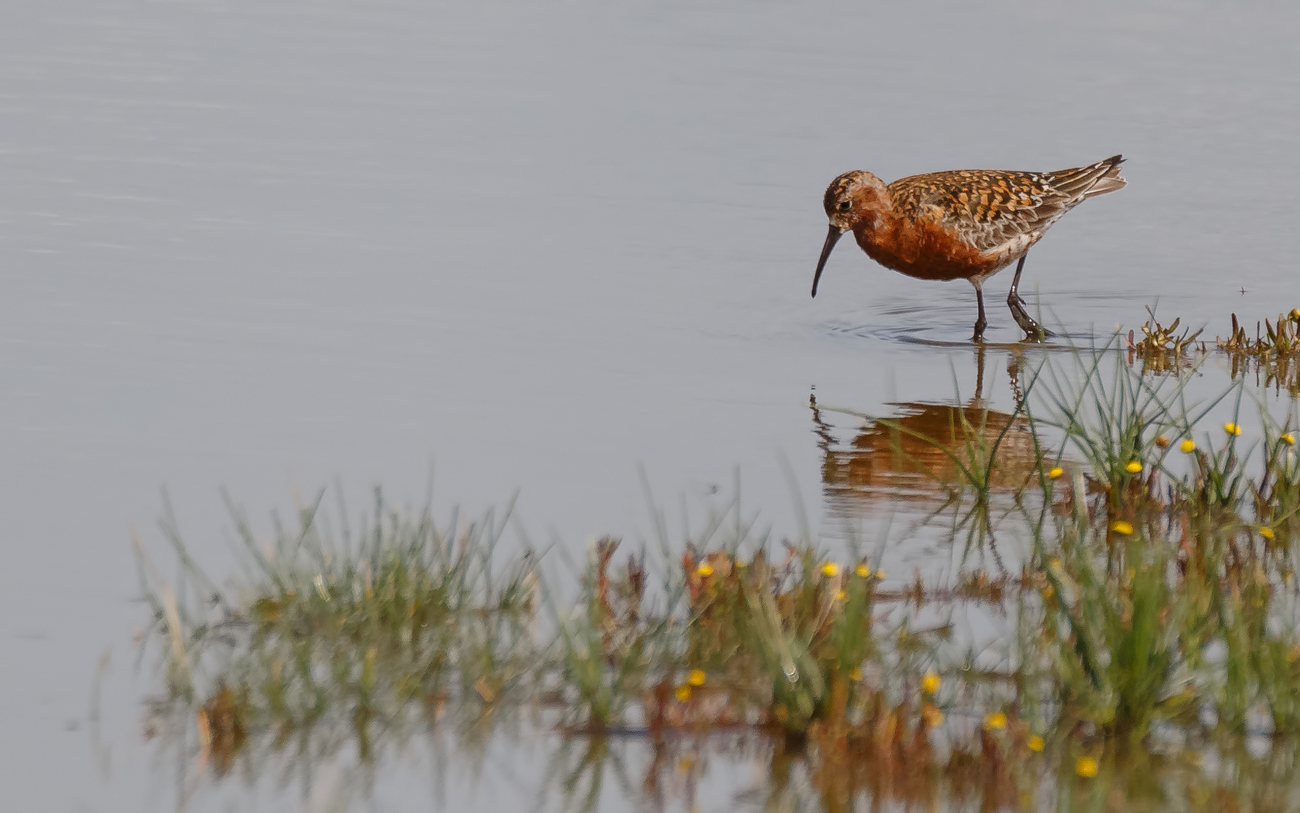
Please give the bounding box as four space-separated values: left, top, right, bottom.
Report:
1015 315 1051 341
1008 297 1051 341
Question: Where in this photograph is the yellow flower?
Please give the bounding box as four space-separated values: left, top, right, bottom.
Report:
855 563 870 578
1180 439 1196 453
687 669 706 687
1224 423 1242 436
1075 756 1099 778
1048 466 1064 480
921 704 944 727
921 672 941 695
850 667 863 681
983 711 1007 730
1028 735 1044 752
834 589 846 601
1260 527 1276 540
1125 461 1143 474
875 569 886 580
675 684 692 702
1282 433 1296 446
821 562 841 577
1112 520 1134 535
696 562 714 577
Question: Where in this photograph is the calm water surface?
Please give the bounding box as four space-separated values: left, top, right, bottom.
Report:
2 0 1299 808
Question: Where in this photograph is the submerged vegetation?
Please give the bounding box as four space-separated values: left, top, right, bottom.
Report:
137 315 1300 811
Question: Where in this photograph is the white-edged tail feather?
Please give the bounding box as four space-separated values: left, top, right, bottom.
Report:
1078 155 1127 199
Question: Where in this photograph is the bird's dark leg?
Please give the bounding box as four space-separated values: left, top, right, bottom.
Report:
1006 254 1051 340
972 282 987 342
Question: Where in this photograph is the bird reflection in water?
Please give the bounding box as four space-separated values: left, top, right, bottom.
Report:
810 346 1046 516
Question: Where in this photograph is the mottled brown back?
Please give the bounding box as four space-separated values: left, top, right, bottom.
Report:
888 155 1126 254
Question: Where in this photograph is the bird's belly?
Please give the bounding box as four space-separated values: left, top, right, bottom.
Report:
856 222 1012 282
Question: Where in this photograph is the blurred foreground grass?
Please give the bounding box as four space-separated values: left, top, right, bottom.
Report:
136 316 1300 811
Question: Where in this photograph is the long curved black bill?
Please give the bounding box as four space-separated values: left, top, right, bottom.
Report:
811 225 846 298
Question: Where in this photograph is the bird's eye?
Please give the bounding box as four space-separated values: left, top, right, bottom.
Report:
838 200 851 211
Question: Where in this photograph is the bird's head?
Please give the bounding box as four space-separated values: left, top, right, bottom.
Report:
813 170 889 297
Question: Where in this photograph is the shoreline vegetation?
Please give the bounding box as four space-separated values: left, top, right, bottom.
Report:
136 311 1300 811
1128 307 1300 394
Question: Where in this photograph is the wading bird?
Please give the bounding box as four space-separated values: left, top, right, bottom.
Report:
812 155 1126 341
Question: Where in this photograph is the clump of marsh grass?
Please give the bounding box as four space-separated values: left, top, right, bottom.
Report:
137 489 539 772
1034 335 1226 502
549 537 666 731
1016 340 1300 745
808 335 1300 747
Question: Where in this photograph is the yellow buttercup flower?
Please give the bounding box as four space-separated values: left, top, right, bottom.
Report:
1075 756 1099 778
1282 433 1296 446
1180 439 1196 453
696 562 714 577
983 712 1007 730
821 562 840 577
1028 735 1044 752
1125 461 1143 474
1048 466 1064 480
687 669 706 687
921 672 941 695
675 684 692 702
834 589 846 601
1112 520 1134 535
1224 423 1242 436
1260 527 1276 540
855 563 870 578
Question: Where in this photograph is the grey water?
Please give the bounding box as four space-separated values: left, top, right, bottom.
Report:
2 0 1299 809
